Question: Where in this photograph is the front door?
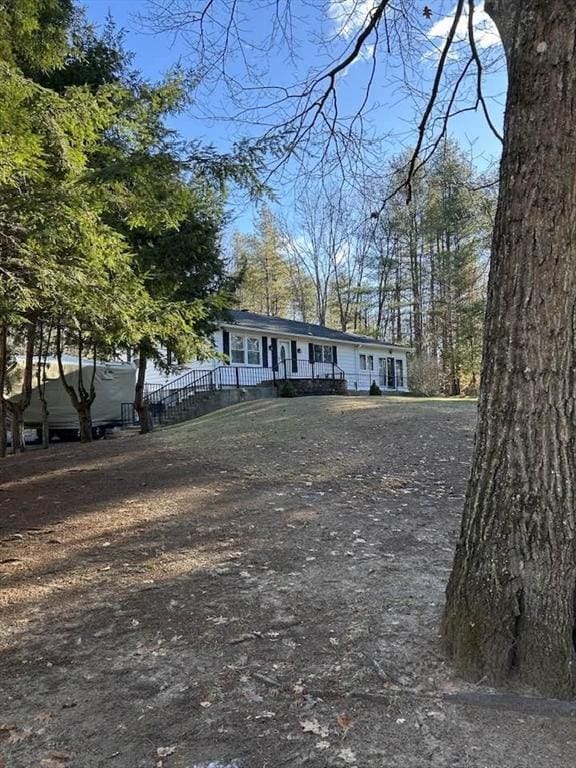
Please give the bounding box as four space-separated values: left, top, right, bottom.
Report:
278 339 290 376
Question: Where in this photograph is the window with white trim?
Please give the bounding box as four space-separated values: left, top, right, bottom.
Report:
230 334 245 363
367 355 374 371
230 334 261 365
313 344 333 363
246 336 261 365
359 354 367 370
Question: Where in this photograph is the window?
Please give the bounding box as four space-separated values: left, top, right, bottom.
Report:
246 337 261 365
314 344 333 364
387 357 396 388
230 335 245 364
367 355 374 371
230 335 261 366
359 354 367 371
395 359 404 388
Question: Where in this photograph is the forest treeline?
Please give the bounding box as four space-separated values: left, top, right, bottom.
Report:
233 143 496 396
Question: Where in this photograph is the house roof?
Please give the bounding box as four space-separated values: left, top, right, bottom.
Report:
223 310 409 350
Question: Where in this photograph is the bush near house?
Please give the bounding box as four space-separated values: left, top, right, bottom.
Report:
278 380 297 398
369 381 382 396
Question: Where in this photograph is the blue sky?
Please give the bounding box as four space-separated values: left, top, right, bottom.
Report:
81 1 507 231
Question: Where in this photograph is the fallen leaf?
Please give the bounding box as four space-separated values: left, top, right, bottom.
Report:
315 741 330 750
300 718 329 738
228 633 256 644
157 746 177 757
336 712 353 732
1 724 32 744
0 724 16 741
338 747 357 764
35 712 55 723
40 751 70 767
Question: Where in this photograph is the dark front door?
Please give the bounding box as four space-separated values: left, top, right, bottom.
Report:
277 339 290 377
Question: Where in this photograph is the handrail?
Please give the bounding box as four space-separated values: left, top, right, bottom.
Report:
144 358 346 408
122 358 348 429
136 357 347 427
144 367 215 405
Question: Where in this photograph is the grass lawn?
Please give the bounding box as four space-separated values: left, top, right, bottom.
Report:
1 396 575 767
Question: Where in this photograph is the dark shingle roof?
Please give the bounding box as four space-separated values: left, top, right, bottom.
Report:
223 310 407 349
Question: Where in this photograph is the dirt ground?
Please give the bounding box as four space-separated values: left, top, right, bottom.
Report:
2 396 576 768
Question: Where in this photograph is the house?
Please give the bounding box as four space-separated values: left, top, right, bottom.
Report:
147 310 410 393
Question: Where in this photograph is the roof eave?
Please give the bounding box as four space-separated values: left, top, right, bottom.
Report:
221 321 411 351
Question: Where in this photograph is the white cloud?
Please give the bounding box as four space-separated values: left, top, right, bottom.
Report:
328 0 378 41
427 2 501 49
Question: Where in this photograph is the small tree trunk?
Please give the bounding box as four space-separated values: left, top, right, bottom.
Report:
0 324 7 459
36 322 52 449
55 327 95 442
77 405 93 443
443 0 576 697
134 344 152 434
6 322 37 453
40 401 50 449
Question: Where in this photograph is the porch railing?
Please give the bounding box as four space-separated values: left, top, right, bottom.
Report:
122 357 346 427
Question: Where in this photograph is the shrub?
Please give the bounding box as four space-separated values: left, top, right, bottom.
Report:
369 380 382 396
278 380 297 398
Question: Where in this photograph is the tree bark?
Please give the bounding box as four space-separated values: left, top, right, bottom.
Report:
9 411 24 453
443 0 576 697
134 343 152 434
409 223 423 356
55 326 95 442
36 323 51 449
77 405 93 443
0 325 7 459
6 323 36 453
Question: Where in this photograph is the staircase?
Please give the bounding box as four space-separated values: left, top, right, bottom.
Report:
121 359 346 429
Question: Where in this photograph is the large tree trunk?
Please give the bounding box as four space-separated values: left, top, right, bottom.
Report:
443 0 576 697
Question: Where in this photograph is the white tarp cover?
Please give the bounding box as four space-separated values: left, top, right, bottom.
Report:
7 356 136 428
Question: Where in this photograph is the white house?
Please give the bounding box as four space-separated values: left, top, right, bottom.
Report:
147 310 410 393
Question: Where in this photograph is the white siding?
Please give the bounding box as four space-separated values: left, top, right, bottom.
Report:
144 324 410 393
144 331 222 387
